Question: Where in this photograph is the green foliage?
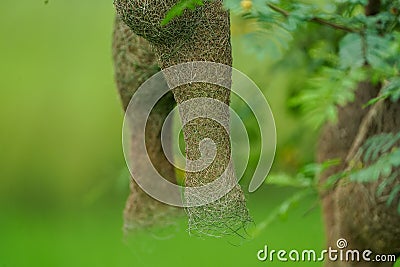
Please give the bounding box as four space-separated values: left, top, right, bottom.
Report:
254 159 340 234
266 173 312 188
349 132 400 212
338 34 362 67
380 77 400 102
263 132 400 224
290 67 366 128
290 27 398 128
241 27 293 60
266 159 340 188
367 78 400 106
161 0 204 26
362 33 394 73
237 5 294 60
250 188 315 237
230 0 400 128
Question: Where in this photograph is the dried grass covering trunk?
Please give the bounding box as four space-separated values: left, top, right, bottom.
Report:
112 17 179 232
115 0 251 237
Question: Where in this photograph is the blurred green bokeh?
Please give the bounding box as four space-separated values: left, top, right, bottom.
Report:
1 1 383 267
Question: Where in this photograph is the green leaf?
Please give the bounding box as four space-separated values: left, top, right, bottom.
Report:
266 160 340 188
366 77 400 105
161 0 204 26
266 173 312 188
290 67 366 128
387 184 400 207
365 33 393 73
383 77 400 102
349 133 400 214
339 33 364 69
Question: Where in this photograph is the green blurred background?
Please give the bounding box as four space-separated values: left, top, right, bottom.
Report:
1 1 388 267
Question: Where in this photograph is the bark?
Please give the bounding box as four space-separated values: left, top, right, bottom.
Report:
318 81 400 266
317 82 379 253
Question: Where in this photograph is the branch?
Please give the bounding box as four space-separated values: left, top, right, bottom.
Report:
267 3 359 33
345 96 384 164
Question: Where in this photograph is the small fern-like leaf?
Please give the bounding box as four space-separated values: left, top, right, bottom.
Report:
161 0 204 26
350 133 400 214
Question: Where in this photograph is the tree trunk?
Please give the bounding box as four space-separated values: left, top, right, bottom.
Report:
317 1 400 264
318 80 400 266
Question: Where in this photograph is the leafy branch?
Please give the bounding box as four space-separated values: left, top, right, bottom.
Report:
347 132 400 212
250 188 316 237
290 67 366 128
367 77 400 105
251 159 340 236
266 3 359 33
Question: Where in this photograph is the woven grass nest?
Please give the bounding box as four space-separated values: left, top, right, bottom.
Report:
114 0 252 237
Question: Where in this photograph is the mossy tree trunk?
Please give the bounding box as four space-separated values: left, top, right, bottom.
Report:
317 1 400 266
